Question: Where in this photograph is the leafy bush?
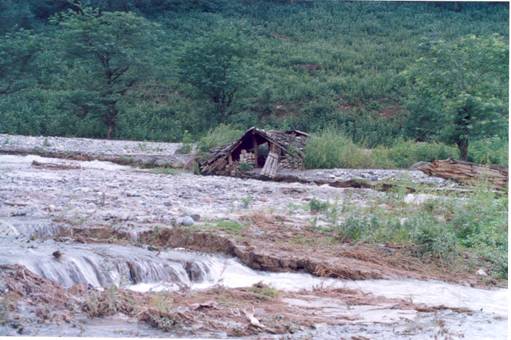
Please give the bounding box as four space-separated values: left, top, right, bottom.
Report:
308 198 330 213
468 137 508 166
336 215 372 242
374 140 459 168
450 184 508 278
305 130 460 169
198 124 243 152
409 215 457 260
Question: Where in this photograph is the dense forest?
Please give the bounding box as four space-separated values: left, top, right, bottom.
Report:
0 0 508 164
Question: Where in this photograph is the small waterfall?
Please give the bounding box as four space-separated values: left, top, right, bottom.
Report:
0 217 62 239
0 238 507 322
0 240 213 289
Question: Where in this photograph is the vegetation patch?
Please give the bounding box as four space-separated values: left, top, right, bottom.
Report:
0 2 505 162
198 124 244 153
304 129 461 169
247 283 280 300
307 184 507 280
211 219 246 234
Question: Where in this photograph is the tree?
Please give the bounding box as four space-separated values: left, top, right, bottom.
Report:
178 29 248 123
403 34 508 160
0 29 41 95
53 6 158 138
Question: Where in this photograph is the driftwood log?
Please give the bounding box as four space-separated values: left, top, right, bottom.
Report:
417 159 508 190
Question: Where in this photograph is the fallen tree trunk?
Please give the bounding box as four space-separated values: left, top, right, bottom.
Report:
416 159 508 190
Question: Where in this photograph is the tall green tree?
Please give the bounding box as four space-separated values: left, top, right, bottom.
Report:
53 6 158 138
403 34 508 160
0 29 41 95
178 29 249 123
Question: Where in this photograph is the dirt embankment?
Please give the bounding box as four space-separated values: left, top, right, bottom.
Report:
65 214 492 287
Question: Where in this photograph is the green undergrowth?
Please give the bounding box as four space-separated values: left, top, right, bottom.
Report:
247 284 279 300
307 183 508 279
206 219 246 234
198 124 244 153
304 129 461 169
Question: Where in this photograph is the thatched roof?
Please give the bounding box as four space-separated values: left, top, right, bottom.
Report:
199 127 309 175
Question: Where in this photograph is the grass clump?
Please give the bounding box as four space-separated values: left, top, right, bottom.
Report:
198 124 243 153
308 198 330 213
213 219 246 233
248 283 279 300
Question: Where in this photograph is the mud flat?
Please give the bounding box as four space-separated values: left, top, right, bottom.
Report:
0 142 507 338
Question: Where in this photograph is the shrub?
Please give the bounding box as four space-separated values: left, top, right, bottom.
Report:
468 137 508 166
409 215 457 260
450 184 508 278
336 215 371 242
308 198 330 213
304 129 373 169
304 130 461 169
381 140 459 168
198 124 243 153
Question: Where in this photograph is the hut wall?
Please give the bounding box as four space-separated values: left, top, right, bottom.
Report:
279 154 304 169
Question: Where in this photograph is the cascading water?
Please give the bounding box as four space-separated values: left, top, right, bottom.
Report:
0 216 62 239
0 240 211 289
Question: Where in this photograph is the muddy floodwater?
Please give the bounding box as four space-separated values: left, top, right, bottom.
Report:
0 148 507 339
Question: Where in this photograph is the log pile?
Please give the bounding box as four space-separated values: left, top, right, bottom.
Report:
279 154 304 169
239 150 256 165
417 159 508 190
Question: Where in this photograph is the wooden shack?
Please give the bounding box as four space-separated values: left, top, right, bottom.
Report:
199 127 309 178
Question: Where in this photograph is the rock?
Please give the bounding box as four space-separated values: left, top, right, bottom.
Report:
190 214 201 222
476 268 488 277
126 191 141 197
147 245 160 252
52 250 62 259
185 261 206 281
177 216 194 226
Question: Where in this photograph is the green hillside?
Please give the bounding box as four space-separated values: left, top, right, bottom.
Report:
0 1 508 164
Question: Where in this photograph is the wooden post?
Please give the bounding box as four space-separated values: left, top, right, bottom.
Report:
261 143 279 178
252 134 258 166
